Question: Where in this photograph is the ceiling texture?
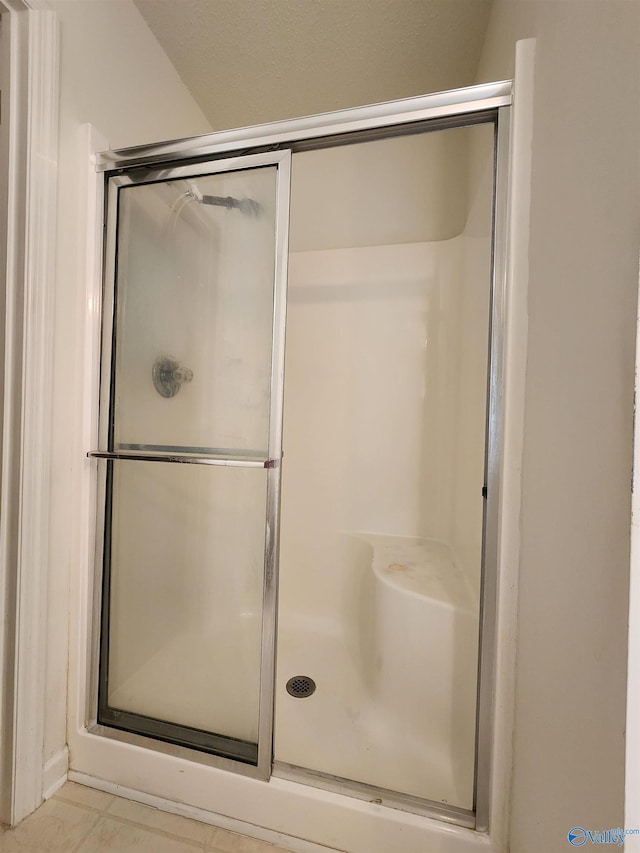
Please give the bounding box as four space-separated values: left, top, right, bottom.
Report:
133 0 494 131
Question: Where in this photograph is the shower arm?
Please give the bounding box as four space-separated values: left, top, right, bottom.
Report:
197 193 261 217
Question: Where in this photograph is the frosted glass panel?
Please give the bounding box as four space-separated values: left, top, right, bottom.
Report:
105 461 267 745
112 167 277 456
98 159 284 763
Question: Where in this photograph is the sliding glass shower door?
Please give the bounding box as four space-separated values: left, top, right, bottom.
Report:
87 81 511 830
92 152 290 769
274 122 495 813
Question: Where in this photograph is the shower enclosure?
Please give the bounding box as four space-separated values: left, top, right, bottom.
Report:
86 81 510 834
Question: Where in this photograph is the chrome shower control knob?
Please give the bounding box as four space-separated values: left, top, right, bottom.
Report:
152 355 194 398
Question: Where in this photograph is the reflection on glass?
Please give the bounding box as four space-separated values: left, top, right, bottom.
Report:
105 461 267 745
112 167 277 457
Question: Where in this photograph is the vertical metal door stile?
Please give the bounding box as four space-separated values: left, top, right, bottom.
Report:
474 104 511 833
94 174 121 730
257 151 291 777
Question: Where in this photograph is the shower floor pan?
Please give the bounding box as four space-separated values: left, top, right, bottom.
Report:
105 536 479 811
274 535 479 810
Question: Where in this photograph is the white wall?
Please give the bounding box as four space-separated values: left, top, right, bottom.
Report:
476 4 640 851
45 0 210 772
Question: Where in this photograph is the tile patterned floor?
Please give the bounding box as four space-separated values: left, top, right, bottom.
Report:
0 781 294 852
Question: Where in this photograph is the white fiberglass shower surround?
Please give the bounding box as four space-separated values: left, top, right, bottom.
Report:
73 80 512 853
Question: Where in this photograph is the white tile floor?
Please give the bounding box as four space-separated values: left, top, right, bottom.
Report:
0 781 295 852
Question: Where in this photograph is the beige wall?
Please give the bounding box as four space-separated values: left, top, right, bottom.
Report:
45 0 210 768
477 3 640 851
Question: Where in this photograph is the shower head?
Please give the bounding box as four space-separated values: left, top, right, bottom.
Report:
183 181 261 217
200 194 262 217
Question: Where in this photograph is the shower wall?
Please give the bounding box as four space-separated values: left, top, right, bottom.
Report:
279 236 469 555
283 126 493 587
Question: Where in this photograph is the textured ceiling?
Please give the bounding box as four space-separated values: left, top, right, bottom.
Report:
133 0 493 131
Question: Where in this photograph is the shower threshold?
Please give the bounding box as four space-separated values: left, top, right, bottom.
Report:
272 762 476 828
98 706 258 765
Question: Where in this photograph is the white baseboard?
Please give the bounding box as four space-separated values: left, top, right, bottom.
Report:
42 747 69 800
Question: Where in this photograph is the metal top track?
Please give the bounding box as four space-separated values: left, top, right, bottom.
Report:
95 80 512 172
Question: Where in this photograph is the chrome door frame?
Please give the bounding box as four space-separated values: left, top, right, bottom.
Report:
95 81 510 172
475 103 511 833
88 80 512 823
